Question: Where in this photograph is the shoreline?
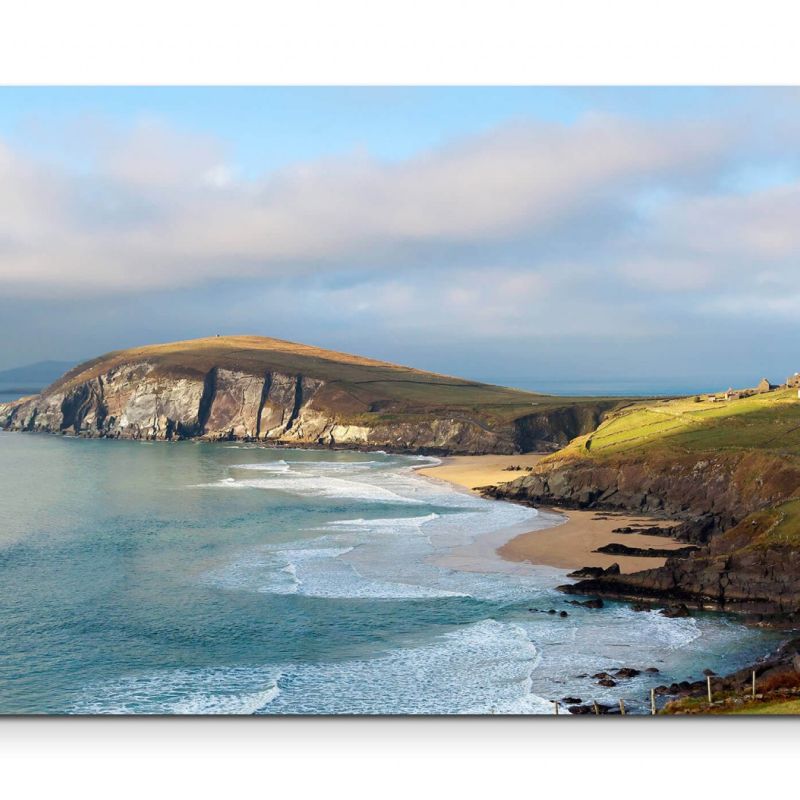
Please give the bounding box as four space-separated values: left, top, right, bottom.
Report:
419 454 688 574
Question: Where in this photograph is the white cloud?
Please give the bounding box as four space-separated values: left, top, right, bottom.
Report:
643 182 800 261
4 106 800 378
0 113 739 296
616 257 716 292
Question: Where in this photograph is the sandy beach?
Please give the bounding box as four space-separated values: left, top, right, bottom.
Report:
419 454 686 574
416 453 545 491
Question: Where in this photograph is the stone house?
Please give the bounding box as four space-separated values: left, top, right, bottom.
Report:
757 377 777 393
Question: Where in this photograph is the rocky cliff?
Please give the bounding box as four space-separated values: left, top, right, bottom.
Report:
0 336 619 454
560 537 800 614
488 450 800 542
489 446 800 613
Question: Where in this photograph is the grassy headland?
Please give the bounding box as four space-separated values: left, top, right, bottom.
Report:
48 335 614 430
552 388 800 461
489 384 800 614
2 335 625 453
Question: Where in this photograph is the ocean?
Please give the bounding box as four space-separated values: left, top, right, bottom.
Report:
0 432 780 714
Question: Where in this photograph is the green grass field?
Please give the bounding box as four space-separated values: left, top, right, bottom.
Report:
727 698 800 715
555 389 800 460
665 694 800 715
729 498 800 550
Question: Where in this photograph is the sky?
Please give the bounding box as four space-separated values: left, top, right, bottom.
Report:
1 86 799 393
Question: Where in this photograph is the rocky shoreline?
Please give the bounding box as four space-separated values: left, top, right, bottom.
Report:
484 450 800 617
659 636 800 713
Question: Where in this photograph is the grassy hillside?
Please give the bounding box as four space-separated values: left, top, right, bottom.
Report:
716 497 800 551
47 335 614 427
533 388 800 572
550 389 800 461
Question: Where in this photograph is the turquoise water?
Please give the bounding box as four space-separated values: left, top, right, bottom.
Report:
0 432 780 714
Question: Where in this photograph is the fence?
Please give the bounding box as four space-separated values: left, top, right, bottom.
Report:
548 671 759 716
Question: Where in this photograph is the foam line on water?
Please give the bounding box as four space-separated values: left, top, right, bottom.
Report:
71 667 282 715
325 512 440 531
231 460 291 473
71 620 550 715
261 619 551 715
229 475 426 504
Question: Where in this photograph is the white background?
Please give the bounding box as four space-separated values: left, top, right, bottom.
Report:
1 0 800 795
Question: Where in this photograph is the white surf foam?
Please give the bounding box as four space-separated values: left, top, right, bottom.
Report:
231 460 290 473
228 474 426 504
204 538 468 600
71 667 282 715
275 545 467 599
262 619 550 715
325 512 440 532
71 621 551 715
289 459 384 470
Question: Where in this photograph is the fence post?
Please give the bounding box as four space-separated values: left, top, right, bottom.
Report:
553 700 560 715
619 699 626 715
650 688 656 715
707 675 712 704
752 670 756 699
592 701 599 715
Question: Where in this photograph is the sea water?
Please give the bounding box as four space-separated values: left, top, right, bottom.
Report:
0 433 780 714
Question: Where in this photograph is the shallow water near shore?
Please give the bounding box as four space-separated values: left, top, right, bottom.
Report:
0 433 781 714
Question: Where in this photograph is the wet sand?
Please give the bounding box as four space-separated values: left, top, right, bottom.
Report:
416 453 545 492
497 508 686 574
419 455 686 574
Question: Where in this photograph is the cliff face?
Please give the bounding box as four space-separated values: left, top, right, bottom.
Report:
490 450 800 613
0 362 381 447
0 335 625 452
513 404 609 452
489 451 800 541
560 544 800 614
0 358 593 453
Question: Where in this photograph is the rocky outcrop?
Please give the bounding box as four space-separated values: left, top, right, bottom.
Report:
660 637 800 712
562 522 800 614
488 451 800 542
513 404 610 452
593 542 699 558
488 449 800 614
0 362 351 445
0 359 605 454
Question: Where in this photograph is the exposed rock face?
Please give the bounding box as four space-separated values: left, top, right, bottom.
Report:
489 450 800 614
0 359 601 454
0 363 326 444
488 451 800 542
562 526 800 614
203 369 265 440
513 404 609 452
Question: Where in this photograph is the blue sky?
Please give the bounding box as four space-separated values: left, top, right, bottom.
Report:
0 86 782 174
1 87 799 392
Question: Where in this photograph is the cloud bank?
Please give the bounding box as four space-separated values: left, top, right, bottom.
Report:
1 103 799 387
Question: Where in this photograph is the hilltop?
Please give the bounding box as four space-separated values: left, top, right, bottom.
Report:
491 386 800 613
0 335 621 454
557 388 800 460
